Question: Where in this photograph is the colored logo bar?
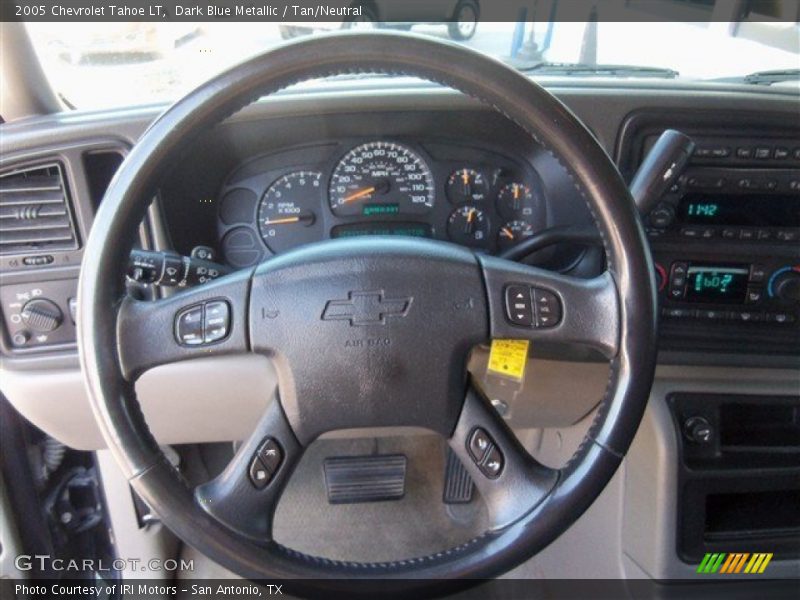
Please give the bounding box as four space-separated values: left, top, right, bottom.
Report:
697 553 773 574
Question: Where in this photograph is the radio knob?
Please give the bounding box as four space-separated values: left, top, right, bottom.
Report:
769 268 800 303
20 298 63 332
649 203 675 229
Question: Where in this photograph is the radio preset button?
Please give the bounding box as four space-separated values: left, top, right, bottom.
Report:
721 228 739 240
739 228 755 240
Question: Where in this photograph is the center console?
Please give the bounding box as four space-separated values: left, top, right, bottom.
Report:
619 112 800 356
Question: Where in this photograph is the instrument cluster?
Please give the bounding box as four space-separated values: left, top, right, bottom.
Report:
217 139 546 268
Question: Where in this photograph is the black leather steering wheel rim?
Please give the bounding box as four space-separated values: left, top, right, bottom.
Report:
78 32 657 594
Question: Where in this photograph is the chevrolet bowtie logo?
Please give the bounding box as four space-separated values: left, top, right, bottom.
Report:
322 290 412 326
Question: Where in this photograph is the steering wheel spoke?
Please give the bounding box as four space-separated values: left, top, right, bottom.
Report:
450 385 558 530
116 269 253 380
479 255 620 359
194 396 303 542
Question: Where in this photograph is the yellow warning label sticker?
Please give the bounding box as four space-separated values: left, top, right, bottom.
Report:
487 339 530 381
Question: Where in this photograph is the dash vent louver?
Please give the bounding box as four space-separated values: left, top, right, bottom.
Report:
0 163 79 255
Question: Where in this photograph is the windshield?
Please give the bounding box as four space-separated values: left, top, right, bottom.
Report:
26 20 800 109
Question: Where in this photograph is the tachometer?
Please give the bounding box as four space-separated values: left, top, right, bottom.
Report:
329 141 435 217
258 171 322 253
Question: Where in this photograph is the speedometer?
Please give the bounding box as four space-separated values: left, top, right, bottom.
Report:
329 141 435 217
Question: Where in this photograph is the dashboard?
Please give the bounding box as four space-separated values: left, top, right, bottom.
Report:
1 84 799 366
2 76 799 584
217 138 546 266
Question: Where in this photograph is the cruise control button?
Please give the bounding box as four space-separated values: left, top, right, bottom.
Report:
203 300 230 343
249 455 272 489
504 285 532 327
175 305 204 346
468 428 492 463
479 446 504 479
257 438 283 474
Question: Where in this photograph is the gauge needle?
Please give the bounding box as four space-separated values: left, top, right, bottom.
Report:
501 227 514 239
466 208 476 223
461 169 470 187
343 186 376 204
264 216 301 225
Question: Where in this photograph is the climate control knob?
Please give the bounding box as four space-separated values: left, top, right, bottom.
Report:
20 298 63 332
768 267 800 303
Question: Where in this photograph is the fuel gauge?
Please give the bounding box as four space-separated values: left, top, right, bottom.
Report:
447 205 489 247
446 168 488 204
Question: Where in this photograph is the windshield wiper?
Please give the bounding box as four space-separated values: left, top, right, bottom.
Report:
741 69 800 85
518 62 679 79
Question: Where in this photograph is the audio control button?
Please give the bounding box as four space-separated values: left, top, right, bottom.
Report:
721 228 739 240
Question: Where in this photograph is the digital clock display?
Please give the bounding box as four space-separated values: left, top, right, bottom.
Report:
685 264 749 303
678 194 800 227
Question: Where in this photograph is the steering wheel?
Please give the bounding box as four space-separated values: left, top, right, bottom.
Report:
78 32 657 594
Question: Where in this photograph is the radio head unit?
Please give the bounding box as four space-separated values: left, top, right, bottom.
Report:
646 167 800 244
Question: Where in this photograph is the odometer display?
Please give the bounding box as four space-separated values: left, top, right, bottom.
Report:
329 142 435 216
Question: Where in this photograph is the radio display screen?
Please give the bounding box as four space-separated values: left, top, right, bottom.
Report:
678 194 800 227
685 263 749 303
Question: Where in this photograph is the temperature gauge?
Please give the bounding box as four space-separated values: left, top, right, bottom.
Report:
497 220 535 251
497 182 535 219
446 168 488 204
258 171 321 253
447 205 489 247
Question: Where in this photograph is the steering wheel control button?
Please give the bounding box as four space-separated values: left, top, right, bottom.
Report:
175 304 204 346
504 285 532 326
468 428 493 463
203 301 230 343
480 446 504 479
248 438 284 489
256 438 284 474
532 288 561 328
248 456 273 489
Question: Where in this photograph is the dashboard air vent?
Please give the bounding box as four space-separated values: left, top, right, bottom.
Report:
0 163 78 255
